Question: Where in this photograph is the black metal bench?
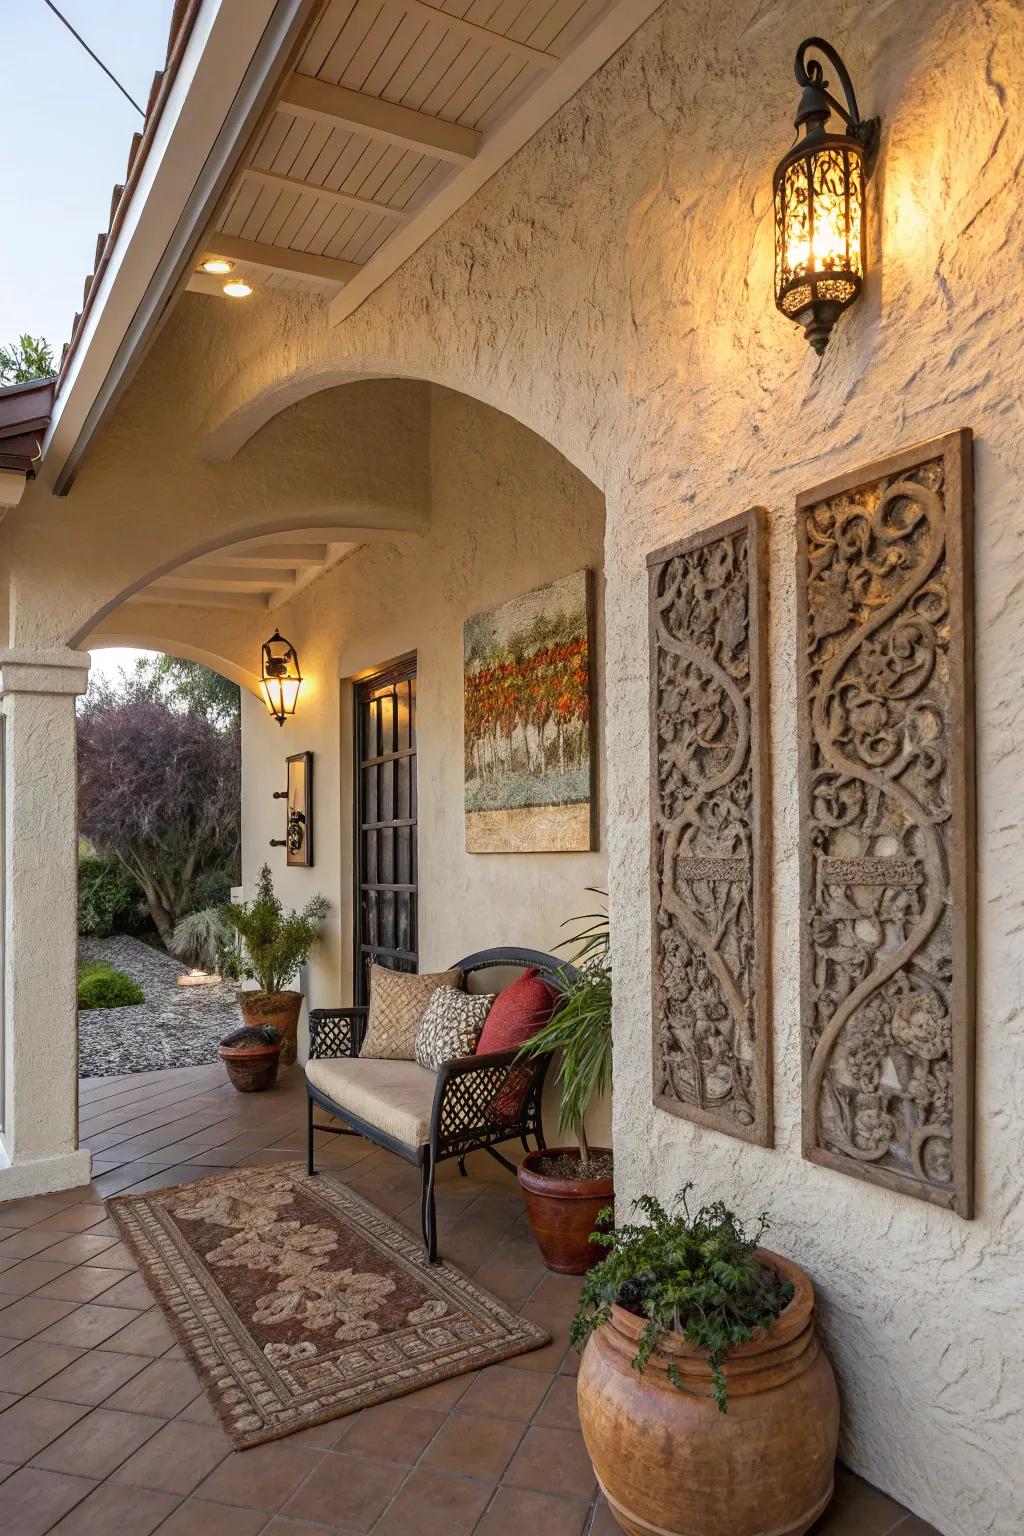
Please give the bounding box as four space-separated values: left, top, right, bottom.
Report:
305 947 576 1262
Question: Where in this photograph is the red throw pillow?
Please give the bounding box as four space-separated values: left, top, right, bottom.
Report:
476 968 558 1121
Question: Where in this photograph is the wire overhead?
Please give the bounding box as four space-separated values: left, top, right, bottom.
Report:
40 0 146 117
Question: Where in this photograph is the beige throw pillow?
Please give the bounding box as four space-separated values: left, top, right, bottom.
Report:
361 965 464 1061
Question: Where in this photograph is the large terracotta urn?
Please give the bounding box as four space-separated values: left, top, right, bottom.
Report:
576 1251 839 1536
518 1147 613 1274
240 991 303 1065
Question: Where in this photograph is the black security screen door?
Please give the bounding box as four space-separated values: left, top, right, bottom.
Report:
353 656 418 1005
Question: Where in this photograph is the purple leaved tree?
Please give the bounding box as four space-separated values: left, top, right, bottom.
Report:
77 695 240 946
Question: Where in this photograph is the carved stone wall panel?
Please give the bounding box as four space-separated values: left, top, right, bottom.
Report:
796 430 975 1217
648 508 772 1147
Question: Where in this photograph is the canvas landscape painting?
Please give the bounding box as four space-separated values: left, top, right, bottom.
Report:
464 570 593 853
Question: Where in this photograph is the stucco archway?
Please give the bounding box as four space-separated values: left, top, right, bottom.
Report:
198 352 610 496
84 635 262 696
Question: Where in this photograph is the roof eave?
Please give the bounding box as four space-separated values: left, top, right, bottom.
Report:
43 0 318 496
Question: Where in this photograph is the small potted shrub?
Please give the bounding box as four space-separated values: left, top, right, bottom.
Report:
218 1024 283 1093
516 896 613 1273
218 865 328 1066
573 1187 839 1536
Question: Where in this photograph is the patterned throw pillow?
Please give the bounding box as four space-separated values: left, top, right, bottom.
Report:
415 986 495 1072
361 966 464 1061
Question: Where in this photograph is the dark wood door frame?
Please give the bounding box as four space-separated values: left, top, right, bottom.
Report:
352 654 418 1005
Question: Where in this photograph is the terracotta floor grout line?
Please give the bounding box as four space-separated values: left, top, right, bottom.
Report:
32 1470 106 1536
79 1082 238 1130
79 1085 226 1124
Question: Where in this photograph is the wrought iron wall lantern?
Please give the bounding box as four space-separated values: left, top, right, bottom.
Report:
259 630 302 725
774 38 880 355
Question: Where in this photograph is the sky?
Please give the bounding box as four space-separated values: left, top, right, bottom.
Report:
88 646 156 688
0 0 175 355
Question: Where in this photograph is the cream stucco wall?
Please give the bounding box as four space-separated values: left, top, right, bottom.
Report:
1 0 1021 1530
194 8 1019 1532
239 385 610 1142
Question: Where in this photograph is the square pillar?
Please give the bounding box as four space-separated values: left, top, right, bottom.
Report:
0 647 91 1198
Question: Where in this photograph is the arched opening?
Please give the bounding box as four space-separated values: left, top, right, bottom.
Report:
198 358 607 495
86 636 261 696
76 645 245 1081
70 377 610 1152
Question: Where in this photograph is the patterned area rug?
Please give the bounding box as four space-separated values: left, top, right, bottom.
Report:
107 1164 549 1449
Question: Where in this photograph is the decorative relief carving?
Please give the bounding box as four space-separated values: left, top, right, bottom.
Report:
648 509 772 1147
796 431 975 1216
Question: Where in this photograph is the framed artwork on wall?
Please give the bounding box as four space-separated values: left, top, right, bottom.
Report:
464 569 594 853
795 429 975 1216
285 751 313 867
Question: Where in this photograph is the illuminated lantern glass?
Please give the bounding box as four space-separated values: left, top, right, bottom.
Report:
774 39 879 355
260 630 302 725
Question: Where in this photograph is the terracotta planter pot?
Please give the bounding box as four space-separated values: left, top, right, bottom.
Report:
240 991 303 1065
517 1147 614 1274
576 1250 839 1536
219 1040 282 1093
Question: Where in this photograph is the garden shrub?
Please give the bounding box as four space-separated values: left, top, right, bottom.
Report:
77 961 144 1010
171 906 231 970
78 851 145 938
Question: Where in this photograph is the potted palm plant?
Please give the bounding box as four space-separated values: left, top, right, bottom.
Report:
218 864 328 1066
516 894 613 1273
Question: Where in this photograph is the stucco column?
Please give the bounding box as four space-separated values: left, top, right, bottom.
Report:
0 647 91 1198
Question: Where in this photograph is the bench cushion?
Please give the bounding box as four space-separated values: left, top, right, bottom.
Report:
305 1057 437 1147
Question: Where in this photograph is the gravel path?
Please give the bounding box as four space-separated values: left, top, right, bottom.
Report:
79 934 240 1077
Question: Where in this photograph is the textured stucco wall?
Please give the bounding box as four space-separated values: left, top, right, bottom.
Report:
238 385 610 1139
196 4 1022 1531
1 0 1020 1528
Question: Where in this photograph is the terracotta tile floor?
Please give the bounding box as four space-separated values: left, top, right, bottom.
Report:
0 1063 941 1536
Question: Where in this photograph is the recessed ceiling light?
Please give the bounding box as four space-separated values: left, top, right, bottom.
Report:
199 255 234 275
223 278 253 299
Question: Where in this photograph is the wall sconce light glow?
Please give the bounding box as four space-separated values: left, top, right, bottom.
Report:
199 255 235 275
260 630 302 725
223 278 253 299
773 38 880 355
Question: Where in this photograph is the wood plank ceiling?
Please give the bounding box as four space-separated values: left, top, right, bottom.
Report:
125 531 360 612
187 0 622 301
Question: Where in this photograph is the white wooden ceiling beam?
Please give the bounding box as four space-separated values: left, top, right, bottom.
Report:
127 589 270 612
241 166 407 221
201 542 329 567
395 0 559 69
278 73 479 165
156 564 300 590
200 232 361 284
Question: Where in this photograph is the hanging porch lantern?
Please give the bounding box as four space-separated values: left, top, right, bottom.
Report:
260 630 302 725
774 38 880 355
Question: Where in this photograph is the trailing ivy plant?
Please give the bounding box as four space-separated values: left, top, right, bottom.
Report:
570 1185 793 1412
218 864 328 996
